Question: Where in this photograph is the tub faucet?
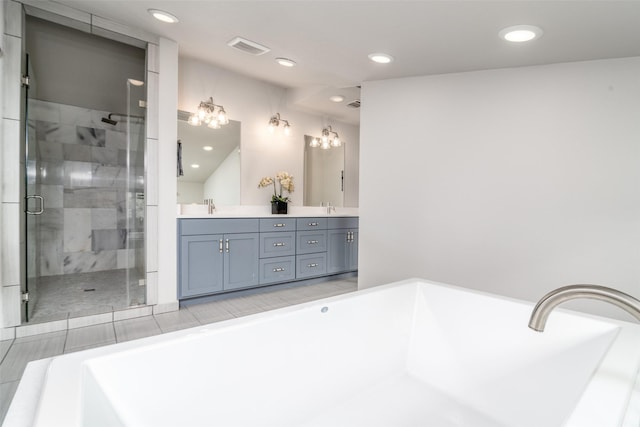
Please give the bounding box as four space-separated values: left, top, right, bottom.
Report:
528 284 640 332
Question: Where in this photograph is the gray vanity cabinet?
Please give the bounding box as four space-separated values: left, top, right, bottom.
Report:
178 219 260 298
295 218 328 279
258 218 297 285
178 216 358 300
327 217 359 274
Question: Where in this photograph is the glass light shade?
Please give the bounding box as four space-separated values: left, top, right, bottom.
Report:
218 110 227 124
197 108 206 120
331 137 341 147
321 140 330 149
284 124 291 136
188 115 200 126
208 119 220 129
310 138 319 147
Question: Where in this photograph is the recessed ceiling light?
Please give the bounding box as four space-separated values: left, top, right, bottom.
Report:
203 146 213 151
329 95 345 103
499 25 543 42
368 53 394 64
148 9 179 24
276 57 296 67
191 164 200 169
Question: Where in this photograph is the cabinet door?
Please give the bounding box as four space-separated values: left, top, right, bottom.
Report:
224 233 260 290
180 234 224 298
327 229 349 274
348 230 359 271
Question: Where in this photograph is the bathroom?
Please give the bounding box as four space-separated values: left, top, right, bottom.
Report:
2 1 640 425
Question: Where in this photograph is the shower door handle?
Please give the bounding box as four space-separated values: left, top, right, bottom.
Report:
25 195 44 215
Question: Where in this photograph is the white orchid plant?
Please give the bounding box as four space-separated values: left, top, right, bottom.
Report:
258 171 295 203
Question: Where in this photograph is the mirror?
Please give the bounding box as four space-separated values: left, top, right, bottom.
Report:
177 110 241 205
303 135 344 207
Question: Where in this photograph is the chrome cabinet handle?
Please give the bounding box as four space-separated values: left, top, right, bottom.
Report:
225 239 229 253
26 195 44 215
273 242 286 247
307 263 318 268
273 223 285 227
307 240 318 244
272 267 285 272
308 222 318 226
219 239 223 253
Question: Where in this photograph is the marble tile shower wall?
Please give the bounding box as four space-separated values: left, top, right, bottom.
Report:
29 100 144 277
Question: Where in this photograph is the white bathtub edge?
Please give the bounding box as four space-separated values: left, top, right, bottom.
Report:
3 358 53 427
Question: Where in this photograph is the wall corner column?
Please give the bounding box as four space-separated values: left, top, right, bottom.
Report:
155 37 178 308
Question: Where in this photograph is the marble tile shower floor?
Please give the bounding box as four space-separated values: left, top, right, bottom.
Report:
28 269 146 323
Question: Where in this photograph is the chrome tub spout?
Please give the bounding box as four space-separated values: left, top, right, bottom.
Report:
528 285 640 332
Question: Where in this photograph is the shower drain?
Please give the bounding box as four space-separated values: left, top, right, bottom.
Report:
83 288 96 292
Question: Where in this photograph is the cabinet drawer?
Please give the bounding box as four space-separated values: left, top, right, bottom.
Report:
296 217 328 231
180 218 259 236
296 253 327 279
260 218 297 232
328 217 359 229
297 230 327 254
259 256 296 284
260 232 296 258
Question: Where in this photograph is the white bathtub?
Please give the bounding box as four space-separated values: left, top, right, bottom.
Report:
7 279 640 427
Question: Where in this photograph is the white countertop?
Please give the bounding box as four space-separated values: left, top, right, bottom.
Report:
177 205 359 218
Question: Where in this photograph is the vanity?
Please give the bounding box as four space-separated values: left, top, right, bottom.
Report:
177 213 358 300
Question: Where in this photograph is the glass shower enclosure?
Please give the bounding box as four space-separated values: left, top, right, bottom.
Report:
23 56 146 323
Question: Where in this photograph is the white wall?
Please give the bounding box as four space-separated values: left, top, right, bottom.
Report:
178 57 360 207
0 0 6 330
360 57 640 321
1 0 23 332
203 147 240 206
156 38 178 308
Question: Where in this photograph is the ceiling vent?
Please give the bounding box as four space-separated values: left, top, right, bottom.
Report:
227 37 271 56
346 100 361 109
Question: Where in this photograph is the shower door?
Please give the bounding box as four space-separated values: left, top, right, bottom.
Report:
22 73 147 323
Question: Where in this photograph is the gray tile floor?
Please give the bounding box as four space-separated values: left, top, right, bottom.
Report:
0 277 357 424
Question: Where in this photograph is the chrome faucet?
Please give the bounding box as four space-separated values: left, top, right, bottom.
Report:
204 198 215 214
326 203 335 214
528 284 640 332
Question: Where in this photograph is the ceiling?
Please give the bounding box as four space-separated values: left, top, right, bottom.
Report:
53 1 640 125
